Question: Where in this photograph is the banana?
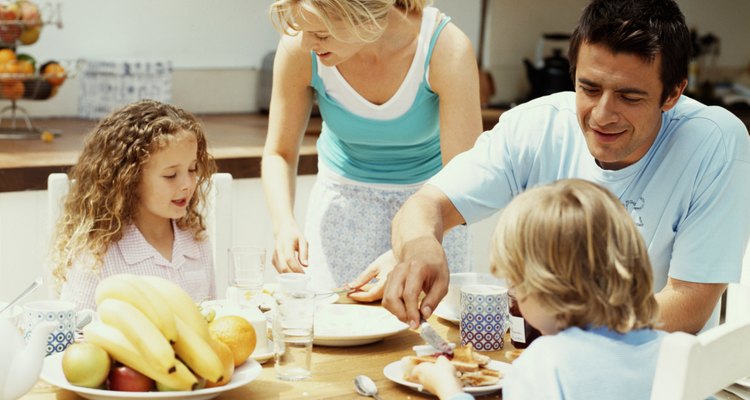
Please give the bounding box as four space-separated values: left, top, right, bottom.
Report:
173 315 224 383
94 274 178 343
140 275 211 340
83 321 197 391
97 298 176 374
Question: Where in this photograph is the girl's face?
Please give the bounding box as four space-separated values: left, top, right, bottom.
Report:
136 131 198 225
516 292 558 335
295 7 367 67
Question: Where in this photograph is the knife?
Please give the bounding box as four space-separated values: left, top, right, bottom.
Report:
419 321 453 355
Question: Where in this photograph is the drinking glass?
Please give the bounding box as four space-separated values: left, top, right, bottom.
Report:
228 246 266 308
273 290 315 381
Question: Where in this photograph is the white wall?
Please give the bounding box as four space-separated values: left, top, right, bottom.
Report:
0 176 497 302
13 0 749 115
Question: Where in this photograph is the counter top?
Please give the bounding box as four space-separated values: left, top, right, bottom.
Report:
0 109 505 193
0 114 322 193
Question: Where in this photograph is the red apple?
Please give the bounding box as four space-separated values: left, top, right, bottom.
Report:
107 365 155 392
18 1 40 29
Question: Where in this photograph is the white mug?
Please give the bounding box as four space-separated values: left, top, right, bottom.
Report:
21 300 96 355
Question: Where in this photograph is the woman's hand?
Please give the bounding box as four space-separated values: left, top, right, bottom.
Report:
272 223 309 273
345 250 397 302
411 356 464 400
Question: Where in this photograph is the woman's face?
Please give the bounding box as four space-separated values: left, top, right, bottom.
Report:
294 7 367 66
136 131 198 225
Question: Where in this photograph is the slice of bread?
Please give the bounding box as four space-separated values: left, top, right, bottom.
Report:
401 344 502 387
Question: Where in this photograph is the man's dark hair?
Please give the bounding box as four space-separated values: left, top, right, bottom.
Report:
569 0 691 104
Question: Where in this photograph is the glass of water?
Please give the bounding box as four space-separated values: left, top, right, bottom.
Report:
228 246 266 307
273 290 315 381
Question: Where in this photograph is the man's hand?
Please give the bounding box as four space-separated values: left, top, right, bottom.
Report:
345 250 397 303
382 237 450 329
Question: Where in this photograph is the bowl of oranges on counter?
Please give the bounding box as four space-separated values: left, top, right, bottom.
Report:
0 47 66 101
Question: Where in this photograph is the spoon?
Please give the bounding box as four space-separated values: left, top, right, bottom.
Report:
0 276 43 314
354 374 384 400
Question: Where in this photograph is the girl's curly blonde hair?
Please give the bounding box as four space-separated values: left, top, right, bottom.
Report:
270 0 431 43
490 179 660 334
50 100 217 289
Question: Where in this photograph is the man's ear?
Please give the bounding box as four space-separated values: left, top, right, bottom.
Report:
662 79 687 112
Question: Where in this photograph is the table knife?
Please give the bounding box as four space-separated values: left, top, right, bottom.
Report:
419 321 453 355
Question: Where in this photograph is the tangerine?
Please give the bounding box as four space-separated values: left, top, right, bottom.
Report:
0 48 15 64
43 63 66 86
208 315 257 367
1 80 24 100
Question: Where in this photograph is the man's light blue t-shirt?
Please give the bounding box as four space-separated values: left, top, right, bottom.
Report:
431 92 750 327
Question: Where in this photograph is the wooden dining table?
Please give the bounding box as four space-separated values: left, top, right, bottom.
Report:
21 300 511 400
18 298 745 400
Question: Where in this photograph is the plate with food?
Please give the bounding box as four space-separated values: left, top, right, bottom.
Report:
383 344 509 396
40 352 262 400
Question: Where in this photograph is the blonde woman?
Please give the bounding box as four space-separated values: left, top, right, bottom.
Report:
51 100 218 310
410 179 665 400
264 0 482 294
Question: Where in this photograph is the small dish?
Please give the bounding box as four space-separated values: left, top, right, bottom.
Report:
250 339 275 364
433 302 459 325
383 359 510 397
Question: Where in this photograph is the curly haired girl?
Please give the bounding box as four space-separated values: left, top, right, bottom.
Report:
51 99 217 309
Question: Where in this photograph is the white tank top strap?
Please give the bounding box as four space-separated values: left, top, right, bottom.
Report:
315 6 441 121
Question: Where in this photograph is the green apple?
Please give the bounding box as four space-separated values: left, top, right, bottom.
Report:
62 342 111 388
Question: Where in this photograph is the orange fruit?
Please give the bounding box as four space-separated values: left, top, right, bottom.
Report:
1 80 24 100
43 63 66 86
208 316 256 367
204 339 235 388
0 48 16 64
17 59 33 75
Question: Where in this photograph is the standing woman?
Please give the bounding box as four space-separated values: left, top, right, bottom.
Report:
264 0 482 291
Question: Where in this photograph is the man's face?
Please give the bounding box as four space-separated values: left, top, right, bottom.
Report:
575 42 683 170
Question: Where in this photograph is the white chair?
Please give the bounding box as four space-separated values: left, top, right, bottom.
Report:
47 172 234 299
204 173 233 298
651 284 750 400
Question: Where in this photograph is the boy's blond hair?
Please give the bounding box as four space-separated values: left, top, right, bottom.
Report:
50 100 217 289
270 0 431 43
490 179 660 333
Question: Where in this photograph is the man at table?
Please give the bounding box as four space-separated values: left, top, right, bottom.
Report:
357 0 750 334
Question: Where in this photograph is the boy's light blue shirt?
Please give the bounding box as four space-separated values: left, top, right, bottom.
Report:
431 93 750 328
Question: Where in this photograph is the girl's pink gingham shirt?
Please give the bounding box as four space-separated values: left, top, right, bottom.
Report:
60 221 215 310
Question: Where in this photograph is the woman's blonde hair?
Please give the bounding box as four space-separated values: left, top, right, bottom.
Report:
270 0 431 43
50 99 217 288
490 179 659 333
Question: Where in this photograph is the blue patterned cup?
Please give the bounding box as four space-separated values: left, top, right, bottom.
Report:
459 284 510 351
21 300 96 355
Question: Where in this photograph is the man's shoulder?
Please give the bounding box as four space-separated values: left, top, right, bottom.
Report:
507 92 576 117
670 96 748 138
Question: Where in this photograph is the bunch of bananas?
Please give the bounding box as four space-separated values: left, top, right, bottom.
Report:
83 274 225 391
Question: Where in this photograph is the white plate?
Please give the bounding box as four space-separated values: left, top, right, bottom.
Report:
40 352 262 400
383 359 510 397
263 284 339 305
250 338 275 364
736 376 750 389
313 304 409 346
433 302 459 325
